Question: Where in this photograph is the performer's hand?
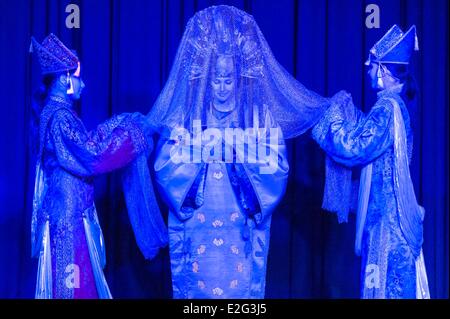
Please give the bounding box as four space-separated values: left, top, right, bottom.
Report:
331 90 353 108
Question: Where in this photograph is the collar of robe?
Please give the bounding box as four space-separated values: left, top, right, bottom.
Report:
377 83 404 98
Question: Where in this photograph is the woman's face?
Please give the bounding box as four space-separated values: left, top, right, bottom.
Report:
70 75 85 100
367 62 381 89
69 62 85 100
211 56 235 111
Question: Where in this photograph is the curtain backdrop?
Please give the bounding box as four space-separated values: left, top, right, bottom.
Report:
0 0 447 298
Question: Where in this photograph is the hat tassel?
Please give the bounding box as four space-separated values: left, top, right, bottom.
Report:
377 63 385 89
414 33 419 51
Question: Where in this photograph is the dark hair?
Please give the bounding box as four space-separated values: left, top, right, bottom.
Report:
385 63 418 122
384 63 419 138
30 74 57 156
384 63 418 106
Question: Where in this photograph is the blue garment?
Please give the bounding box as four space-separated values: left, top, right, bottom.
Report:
32 96 167 298
154 108 289 298
312 86 428 298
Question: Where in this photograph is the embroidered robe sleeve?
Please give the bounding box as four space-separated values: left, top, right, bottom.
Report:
232 110 289 224
154 134 205 221
312 98 395 168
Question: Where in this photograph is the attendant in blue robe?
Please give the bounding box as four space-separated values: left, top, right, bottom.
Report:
30 34 167 299
312 25 430 299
